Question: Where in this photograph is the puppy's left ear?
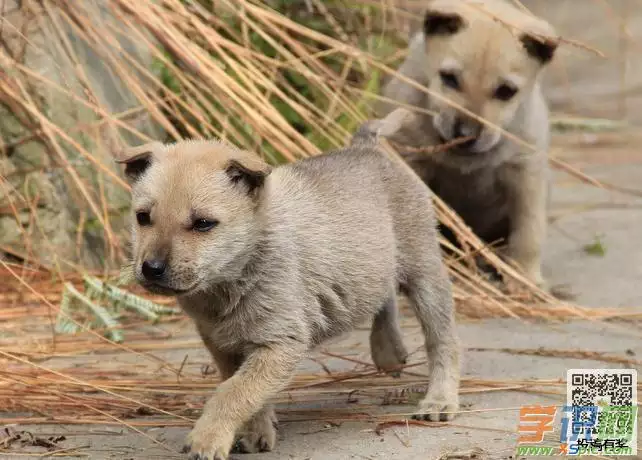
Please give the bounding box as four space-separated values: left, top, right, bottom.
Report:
225 158 271 197
520 34 558 65
114 141 163 183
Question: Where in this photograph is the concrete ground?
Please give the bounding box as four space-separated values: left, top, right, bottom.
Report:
1 132 641 459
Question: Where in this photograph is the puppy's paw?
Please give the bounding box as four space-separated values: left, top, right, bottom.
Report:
549 283 576 301
232 407 278 454
412 389 459 422
502 272 547 296
370 332 408 378
183 419 235 460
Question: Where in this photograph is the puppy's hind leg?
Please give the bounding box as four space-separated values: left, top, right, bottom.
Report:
404 264 460 422
370 295 409 377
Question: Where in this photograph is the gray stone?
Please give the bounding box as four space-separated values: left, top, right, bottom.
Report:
0 0 162 268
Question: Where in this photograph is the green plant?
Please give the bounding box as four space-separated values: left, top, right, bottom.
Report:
55 275 179 342
583 234 606 257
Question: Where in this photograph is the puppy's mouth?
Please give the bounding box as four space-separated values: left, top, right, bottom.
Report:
438 135 478 155
140 282 191 297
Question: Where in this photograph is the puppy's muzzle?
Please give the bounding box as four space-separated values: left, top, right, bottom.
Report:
452 118 479 149
142 258 167 281
139 259 191 295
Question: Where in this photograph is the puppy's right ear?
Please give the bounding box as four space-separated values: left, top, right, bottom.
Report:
423 9 464 36
114 142 163 183
520 34 558 65
225 158 271 197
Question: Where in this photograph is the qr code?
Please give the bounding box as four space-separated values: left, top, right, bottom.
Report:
565 369 638 455
569 371 635 407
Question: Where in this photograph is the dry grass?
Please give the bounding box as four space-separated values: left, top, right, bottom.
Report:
0 0 641 455
1 0 638 319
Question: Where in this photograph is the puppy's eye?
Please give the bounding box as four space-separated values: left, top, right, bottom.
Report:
494 84 518 101
192 219 219 232
439 70 460 90
136 211 151 226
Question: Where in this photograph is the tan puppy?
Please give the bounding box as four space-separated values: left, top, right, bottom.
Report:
115 122 460 459
380 0 559 288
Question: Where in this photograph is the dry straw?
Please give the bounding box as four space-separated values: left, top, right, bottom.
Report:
1 0 637 318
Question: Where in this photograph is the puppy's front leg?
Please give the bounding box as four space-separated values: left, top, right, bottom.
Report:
184 342 304 460
197 326 277 453
504 161 548 287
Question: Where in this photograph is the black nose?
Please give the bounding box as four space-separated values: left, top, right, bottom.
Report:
453 119 479 147
453 119 463 138
142 259 166 280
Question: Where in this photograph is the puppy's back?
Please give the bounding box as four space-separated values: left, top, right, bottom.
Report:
277 143 436 241
263 144 440 318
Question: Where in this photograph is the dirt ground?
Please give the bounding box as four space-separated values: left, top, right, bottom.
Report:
1 132 642 459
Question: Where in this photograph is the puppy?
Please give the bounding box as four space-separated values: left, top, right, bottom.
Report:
115 119 460 459
379 0 559 288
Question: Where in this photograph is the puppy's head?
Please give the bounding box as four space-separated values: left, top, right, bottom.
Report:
421 0 558 154
115 140 270 296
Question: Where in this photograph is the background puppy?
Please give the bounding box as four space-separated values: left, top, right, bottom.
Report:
116 125 460 459
379 0 559 288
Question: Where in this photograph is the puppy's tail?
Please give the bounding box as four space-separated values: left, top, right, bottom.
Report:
350 108 416 146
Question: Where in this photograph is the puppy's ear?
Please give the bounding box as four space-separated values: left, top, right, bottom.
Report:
114 142 163 183
520 34 558 65
225 158 271 196
423 9 464 36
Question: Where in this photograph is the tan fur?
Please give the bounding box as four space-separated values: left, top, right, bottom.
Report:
116 130 460 459
379 0 559 287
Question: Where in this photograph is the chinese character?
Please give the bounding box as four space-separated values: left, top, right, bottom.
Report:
518 406 557 443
